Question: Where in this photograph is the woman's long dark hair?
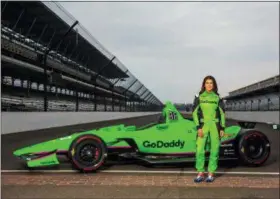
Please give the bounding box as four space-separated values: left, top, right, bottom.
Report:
199 75 219 95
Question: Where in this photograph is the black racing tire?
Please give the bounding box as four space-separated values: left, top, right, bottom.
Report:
68 134 107 172
236 130 270 166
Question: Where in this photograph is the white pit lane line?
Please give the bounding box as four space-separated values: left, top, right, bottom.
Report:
1 169 279 176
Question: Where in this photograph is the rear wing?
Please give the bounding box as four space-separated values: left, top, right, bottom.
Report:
238 121 280 130
237 121 256 129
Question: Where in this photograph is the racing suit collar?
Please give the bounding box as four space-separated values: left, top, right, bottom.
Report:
202 90 214 95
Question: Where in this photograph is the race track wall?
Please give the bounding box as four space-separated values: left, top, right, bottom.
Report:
185 111 279 124
1 112 160 134
225 111 279 125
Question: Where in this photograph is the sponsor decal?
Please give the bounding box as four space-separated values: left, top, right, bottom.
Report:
200 100 217 104
168 111 178 120
60 136 72 140
41 161 56 165
224 149 235 152
221 143 233 147
224 152 235 155
143 140 185 149
223 149 235 155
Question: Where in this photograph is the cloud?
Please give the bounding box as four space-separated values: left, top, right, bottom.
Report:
60 2 279 103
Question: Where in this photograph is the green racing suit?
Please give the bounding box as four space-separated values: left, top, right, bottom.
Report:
192 91 226 173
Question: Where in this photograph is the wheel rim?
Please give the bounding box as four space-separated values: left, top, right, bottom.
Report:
77 143 101 165
244 136 265 160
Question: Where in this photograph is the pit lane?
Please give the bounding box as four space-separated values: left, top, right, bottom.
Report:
2 113 279 176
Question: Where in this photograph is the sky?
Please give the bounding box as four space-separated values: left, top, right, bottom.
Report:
60 2 279 104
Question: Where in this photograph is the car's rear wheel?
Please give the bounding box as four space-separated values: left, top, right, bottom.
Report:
237 130 270 166
68 134 107 172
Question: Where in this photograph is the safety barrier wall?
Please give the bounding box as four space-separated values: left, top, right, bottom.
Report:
1 112 160 134
225 111 279 125
185 111 279 125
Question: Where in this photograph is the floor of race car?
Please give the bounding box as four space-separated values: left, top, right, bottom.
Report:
2 113 279 199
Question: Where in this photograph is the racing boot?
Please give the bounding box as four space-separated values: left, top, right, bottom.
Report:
205 173 215 183
194 172 205 183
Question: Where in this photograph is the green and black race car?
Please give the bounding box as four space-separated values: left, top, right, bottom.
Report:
13 102 271 172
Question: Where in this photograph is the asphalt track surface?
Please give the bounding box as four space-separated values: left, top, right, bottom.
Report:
1 113 279 199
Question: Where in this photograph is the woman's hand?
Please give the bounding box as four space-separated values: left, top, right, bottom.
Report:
198 129 203 138
220 130 225 138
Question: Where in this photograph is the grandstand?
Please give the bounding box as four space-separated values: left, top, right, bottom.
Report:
174 103 187 111
1 1 163 112
183 75 279 112
224 75 279 111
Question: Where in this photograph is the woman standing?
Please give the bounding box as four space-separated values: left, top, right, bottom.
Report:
192 75 226 183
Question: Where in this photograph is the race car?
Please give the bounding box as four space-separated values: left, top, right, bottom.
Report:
13 101 271 172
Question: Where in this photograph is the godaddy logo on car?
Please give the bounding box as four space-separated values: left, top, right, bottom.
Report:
143 140 185 149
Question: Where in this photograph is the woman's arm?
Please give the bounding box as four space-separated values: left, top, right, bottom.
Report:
218 98 226 130
192 95 203 130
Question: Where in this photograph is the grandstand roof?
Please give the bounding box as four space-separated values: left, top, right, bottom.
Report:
1 1 163 106
1 1 127 78
225 75 279 100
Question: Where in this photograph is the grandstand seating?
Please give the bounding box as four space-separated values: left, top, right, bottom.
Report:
184 92 279 113
229 75 279 97
1 93 125 112
225 92 279 111
1 1 163 112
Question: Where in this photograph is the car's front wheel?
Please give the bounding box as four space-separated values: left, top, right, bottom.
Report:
68 134 107 172
237 130 271 166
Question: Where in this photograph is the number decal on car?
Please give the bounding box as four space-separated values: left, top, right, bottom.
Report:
168 111 178 120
